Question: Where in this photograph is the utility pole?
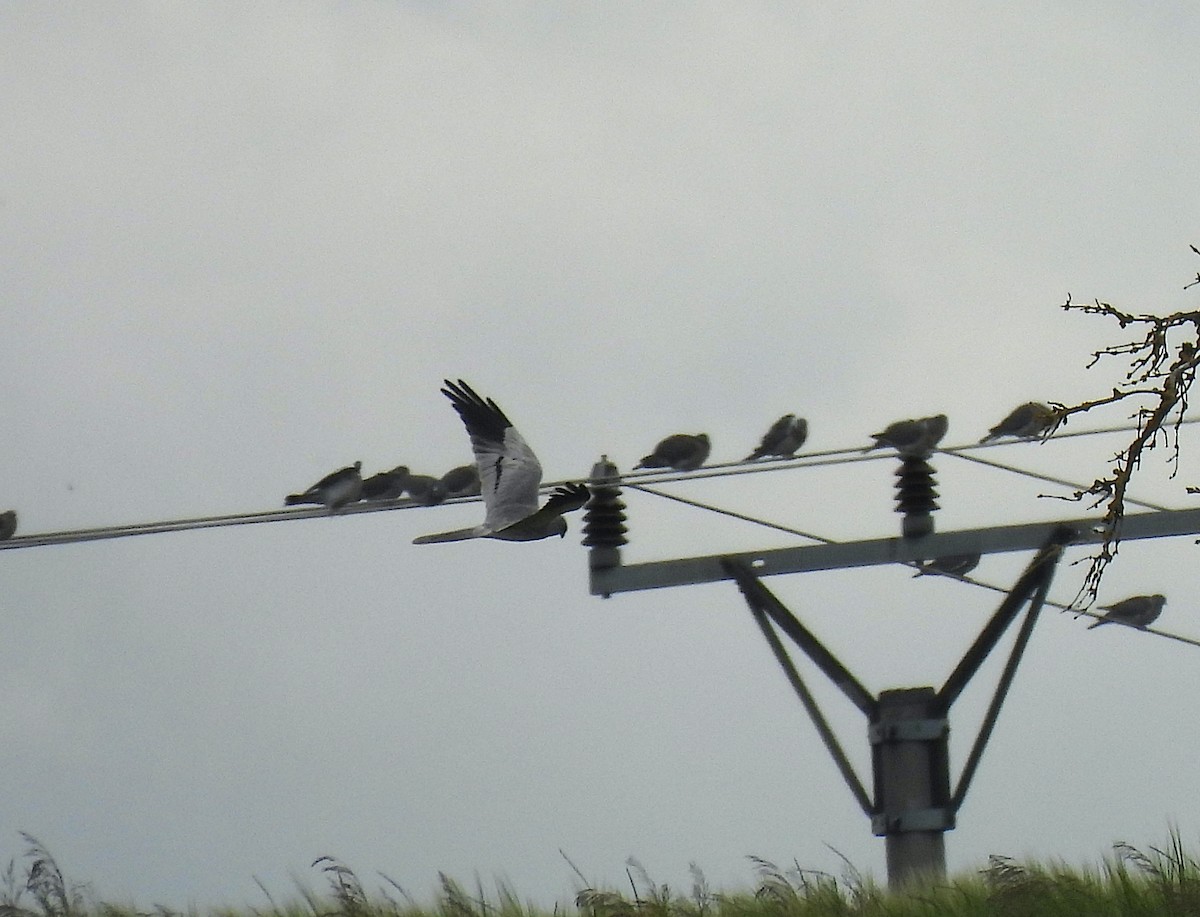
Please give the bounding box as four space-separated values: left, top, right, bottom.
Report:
580 453 1200 888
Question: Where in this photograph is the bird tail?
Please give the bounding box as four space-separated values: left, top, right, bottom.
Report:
413 526 483 545
1086 619 1107 630
285 494 318 506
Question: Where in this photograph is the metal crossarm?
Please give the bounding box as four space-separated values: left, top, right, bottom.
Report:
589 507 1200 596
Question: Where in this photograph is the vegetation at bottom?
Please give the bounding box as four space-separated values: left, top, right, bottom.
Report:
4 831 1200 917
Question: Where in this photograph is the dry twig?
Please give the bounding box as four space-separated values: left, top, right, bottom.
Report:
1053 246 1200 603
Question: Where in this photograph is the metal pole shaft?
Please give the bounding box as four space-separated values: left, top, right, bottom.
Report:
871 687 952 888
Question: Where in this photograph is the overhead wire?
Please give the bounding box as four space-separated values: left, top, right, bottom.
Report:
4 415 1199 648
0 418 1193 550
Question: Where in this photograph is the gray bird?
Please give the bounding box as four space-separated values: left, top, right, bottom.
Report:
285 462 363 511
360 465 410 501
745 414 808 461
635 433 711 471
979 402 1057 443
403 474 449 506
441 464 482 498
913 553 981 578
413 380 590 544
0 509 16 541
1087 594 1166 630
865 414 948 456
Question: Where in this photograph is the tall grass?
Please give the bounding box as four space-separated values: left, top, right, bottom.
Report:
4 830 1200 917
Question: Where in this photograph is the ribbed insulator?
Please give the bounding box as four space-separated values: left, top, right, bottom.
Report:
582 485 629 548
894 456 939 537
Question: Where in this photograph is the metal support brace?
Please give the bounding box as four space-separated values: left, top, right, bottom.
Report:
720 529 1072 890
949 540 1061 809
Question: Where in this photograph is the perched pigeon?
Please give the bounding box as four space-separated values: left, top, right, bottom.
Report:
413 380 590 544
913 552 981 578
285 461 363 511
979 402 1057 443
0 509 16 541
745 414 808 461
1087 594 1166 630
403 474 449 506
441 463 482 498
865 414 948 456
360 466 410 501
635 433 711 471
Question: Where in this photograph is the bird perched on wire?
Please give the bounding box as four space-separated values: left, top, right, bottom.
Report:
403 474 449 506
440 464 482 498
913 552 980 578
285 462 363 511
360 466 410 501
413 380 590 544
635 433 711 471
979 402 1057 443
864 414 948 457
745 414 808 461
1087 594 1166 630
0 509 16 540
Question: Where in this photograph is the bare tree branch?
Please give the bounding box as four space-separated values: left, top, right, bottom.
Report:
1053 249 1200 604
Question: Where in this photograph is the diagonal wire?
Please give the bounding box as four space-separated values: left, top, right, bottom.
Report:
936 450 1173 512
624 483 835 544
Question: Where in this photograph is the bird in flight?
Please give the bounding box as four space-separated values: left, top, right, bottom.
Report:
979 402 1058 443
1087 593 1166 630
635 433 711 471
413 380 589 544
285 462 363 511
745 414 808 461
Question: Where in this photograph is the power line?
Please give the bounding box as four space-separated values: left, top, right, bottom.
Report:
563 416 1200 490
1 418 1194 551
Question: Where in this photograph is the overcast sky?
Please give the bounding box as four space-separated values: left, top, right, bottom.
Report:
3 2 1200 909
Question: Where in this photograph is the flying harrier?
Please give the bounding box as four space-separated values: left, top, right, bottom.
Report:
413 380 589 544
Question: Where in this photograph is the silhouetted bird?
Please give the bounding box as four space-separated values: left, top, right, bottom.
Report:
360 466 410 501
865 414 948 456
413 380 589 544
913 553 981 578
440 464 482 498
979 402 1057 443
1087 594 1166 630
745 414 808 461
285 462 363 511
635 433 711 471
0 510 16 541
